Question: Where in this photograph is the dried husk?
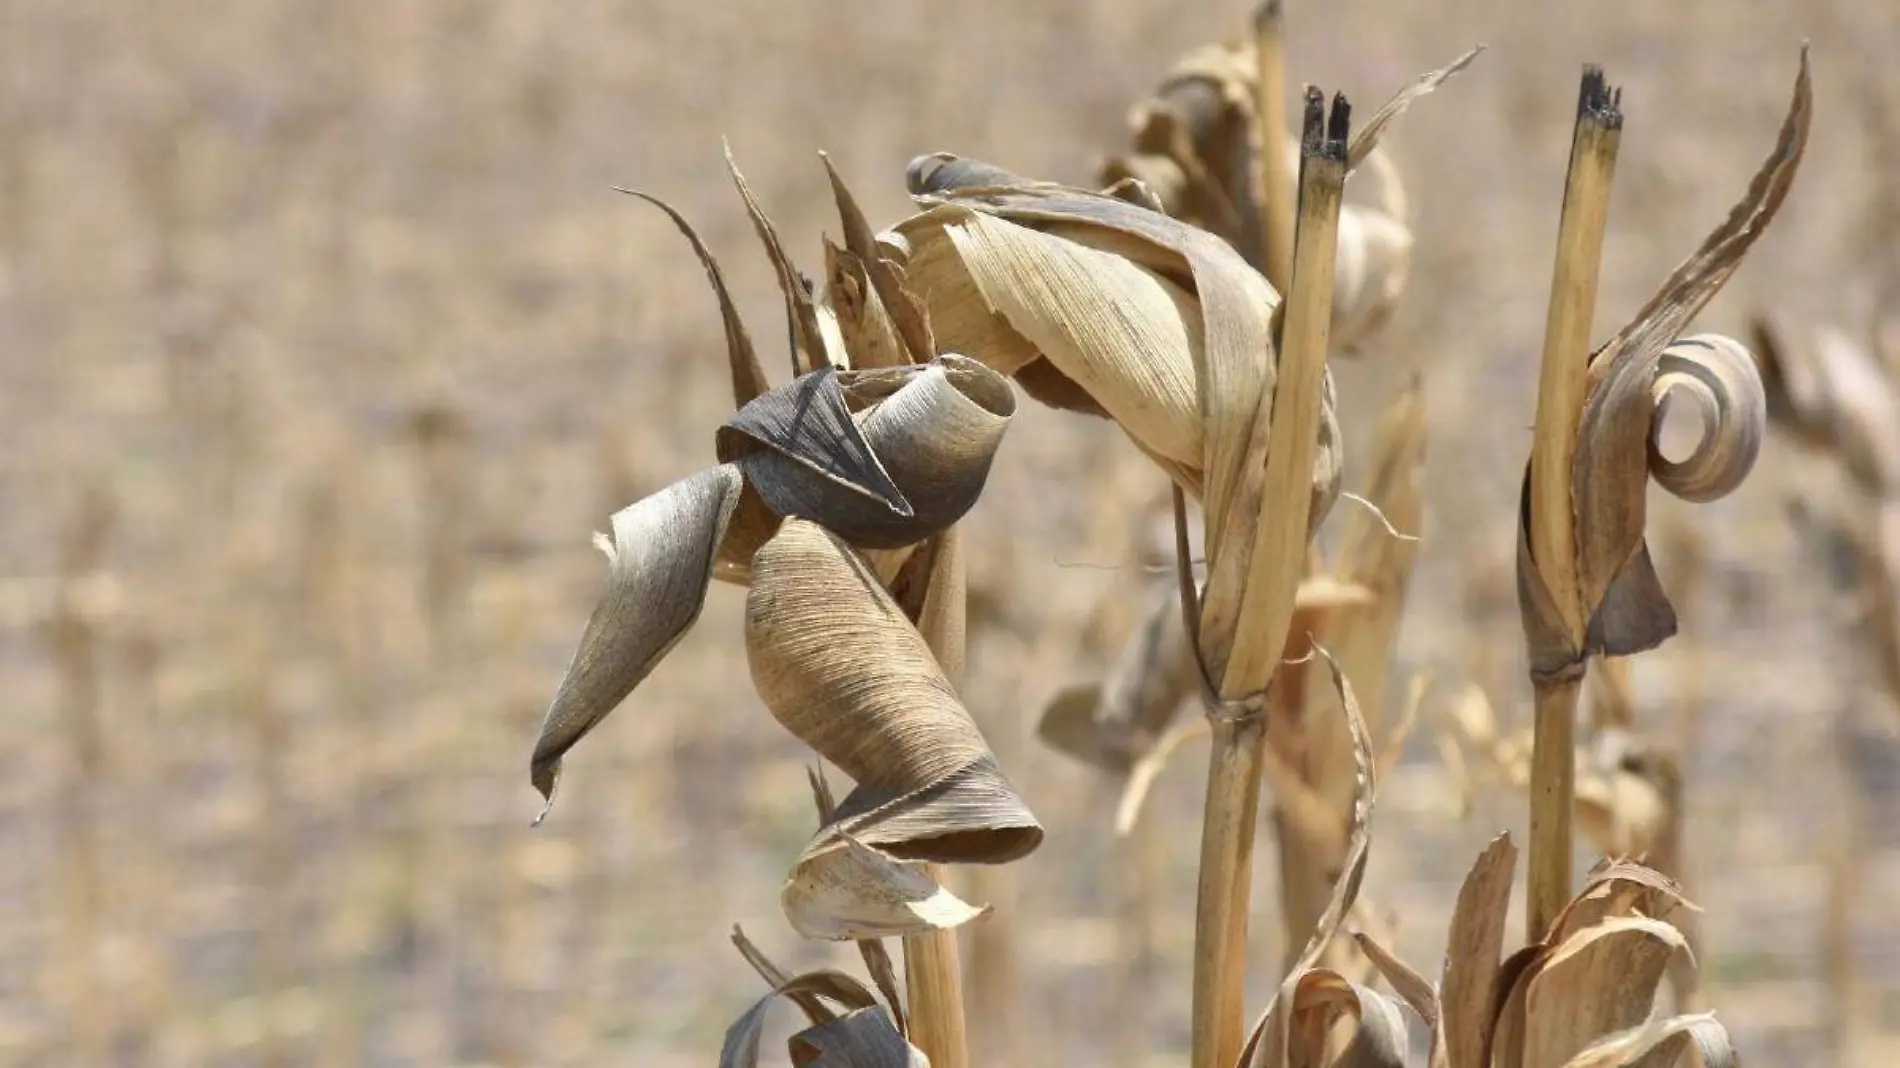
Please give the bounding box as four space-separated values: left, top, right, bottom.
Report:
747 520 1040 939
1516 50 1810 681
1098 30 1483 352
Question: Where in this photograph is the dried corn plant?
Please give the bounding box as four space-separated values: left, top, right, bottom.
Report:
530 153 1047 1068
1098 0 1482 351
1513 51 1810 939
887 91 1355 1068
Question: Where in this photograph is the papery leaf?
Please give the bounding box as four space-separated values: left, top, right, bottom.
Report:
747 520 1040 936
727 143 833 375
1285 970 1421 1068
781 833 991 941
719 968 883 1068
1521 915 1691 1068
1346 45 1487 170
530 464 744 817
1440 834 1517 1068
789 1006 931 1068
720 365 911 517
825 239 909 371
1560 1009 1733 1068
721 357 1015 550
614 187 771 407
931 206 1208 469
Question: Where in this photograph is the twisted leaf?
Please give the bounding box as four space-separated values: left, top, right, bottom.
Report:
746 520 1040 938
530 464 744 816
720 357 1015 550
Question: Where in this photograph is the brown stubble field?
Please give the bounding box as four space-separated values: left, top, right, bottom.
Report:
3 0 1898 1065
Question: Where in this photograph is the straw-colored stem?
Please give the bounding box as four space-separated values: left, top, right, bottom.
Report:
1527 674 1582 940
1251 0 1295 293
1525 67 1621 943
905 527 969 1068
1191 91 1348 1068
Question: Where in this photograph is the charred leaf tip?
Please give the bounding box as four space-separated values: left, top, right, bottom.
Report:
1253 0 1283 29
1577 64 1625 128
1299 88 1350 160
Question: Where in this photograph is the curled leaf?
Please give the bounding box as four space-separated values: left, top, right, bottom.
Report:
719 356 1016 550
746 521 1040 936
530 464 744 817
718 965 888 1068
1518 45 1810 679
789 1007 932 1068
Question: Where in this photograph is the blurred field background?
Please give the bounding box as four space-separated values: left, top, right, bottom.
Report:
4 0 1900 1065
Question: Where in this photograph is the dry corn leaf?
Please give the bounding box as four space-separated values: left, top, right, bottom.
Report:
1489 862 1715 1068
822 152 935 366
530 464 744 814
748 520 1039 938
1558 1009 1733 1068
1517 49 1810 679
615 188 771 406
789 1007 930 1068
720 961 920 1068
1439 834 1517 1068
727 145 832 376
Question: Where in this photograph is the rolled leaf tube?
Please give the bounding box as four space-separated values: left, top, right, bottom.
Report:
720 356 1016 550
746 520 1041 938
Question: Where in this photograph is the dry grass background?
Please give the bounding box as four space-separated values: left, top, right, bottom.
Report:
4 0 1899 1065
